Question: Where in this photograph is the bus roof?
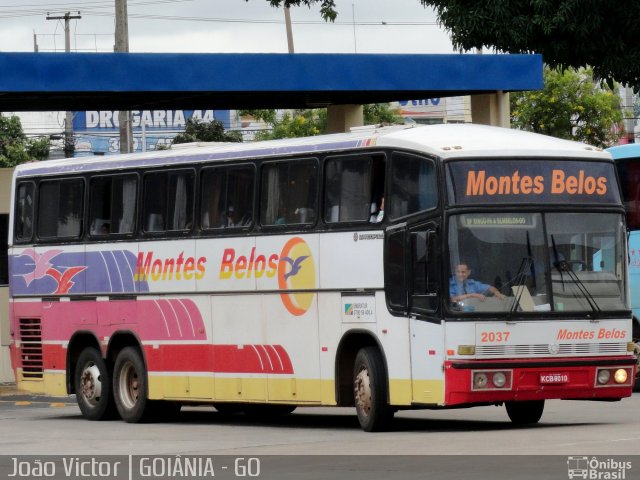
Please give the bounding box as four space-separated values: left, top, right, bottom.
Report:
15 123 610 178
606 143 640 160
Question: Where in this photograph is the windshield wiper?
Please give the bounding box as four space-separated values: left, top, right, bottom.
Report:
553 260 601 313
508 256 534 315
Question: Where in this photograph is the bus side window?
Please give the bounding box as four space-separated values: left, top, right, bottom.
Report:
143 170 194 233
201 165 254 230
15 182 34 242
37 179 83 239
388 152 437 220
0 214 8 286
261 160 317 226
622 160 640 229
410 227 440 314
227 166 254 227
89 174 137 236
324 154 385 223
384 225 408 314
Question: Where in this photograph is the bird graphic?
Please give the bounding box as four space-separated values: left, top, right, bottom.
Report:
48 266 87 294
17 248 63 286
16 248 87 294
280 255 309 280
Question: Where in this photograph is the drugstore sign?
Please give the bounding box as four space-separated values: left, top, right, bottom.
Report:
72 109 231 132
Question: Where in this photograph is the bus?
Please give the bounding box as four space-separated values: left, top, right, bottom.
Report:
606 143 640 388
8 124 636 432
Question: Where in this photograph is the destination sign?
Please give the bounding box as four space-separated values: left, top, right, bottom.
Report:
446 160 621 205
461 214 535 227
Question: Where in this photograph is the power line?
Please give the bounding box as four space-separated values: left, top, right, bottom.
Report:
0 1 437 26
0 0 192 8
81 11 440 26
0 0 195 17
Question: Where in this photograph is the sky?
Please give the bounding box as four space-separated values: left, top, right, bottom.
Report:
0 0 455 54
0 0 457 137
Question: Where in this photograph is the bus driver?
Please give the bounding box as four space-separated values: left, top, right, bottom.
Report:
450 262 506 303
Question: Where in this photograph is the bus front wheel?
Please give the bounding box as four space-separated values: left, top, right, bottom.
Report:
74 347 117 420
113 347 150 423
505 400 545 425
353 347 393 432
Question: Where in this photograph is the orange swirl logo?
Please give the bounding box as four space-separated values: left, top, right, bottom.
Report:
277 237 315 316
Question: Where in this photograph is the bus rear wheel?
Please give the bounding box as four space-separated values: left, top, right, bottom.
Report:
353 347 393 432
74 347 117 420
113 347 150 423
505 400 545 425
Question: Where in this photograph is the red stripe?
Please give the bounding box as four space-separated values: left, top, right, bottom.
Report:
144 344 294 374
12 343 294 376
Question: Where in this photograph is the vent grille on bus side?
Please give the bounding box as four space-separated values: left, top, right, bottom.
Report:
476 342 627 357
19 318 43 379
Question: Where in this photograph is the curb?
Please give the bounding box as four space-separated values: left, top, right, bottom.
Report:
0 383 21 396
0 383 75 404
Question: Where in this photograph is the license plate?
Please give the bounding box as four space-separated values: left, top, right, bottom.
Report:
539 372 569 384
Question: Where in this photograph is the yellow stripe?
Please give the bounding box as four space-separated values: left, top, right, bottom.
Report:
16 371 67 397
412 380 445 405
149 375 328 404
150 375 444 406
389 379 413 405
25 370 445 407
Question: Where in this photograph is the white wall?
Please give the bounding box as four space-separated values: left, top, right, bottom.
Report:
0 168 14 382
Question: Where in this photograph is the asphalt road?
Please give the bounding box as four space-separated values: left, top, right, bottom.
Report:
0 393 638 480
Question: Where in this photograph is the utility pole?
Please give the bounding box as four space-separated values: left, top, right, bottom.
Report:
46 11 81 158
115 0 134 153
284 7 294 53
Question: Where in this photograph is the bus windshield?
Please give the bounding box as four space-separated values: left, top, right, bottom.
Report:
448 212 627 314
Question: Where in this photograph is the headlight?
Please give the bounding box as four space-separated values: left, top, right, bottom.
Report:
492 372 507 388
597 369 611 385
474 373 488 388
614 369 628 384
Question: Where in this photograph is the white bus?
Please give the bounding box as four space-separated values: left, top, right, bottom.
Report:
8 124 635 431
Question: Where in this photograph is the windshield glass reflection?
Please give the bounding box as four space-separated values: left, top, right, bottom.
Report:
448 212 627 314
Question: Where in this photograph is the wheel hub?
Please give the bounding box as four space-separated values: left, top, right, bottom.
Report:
80 364 102 405
119 362 139 409
354 368 372 416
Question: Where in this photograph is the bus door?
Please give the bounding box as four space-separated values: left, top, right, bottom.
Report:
385 220 444 404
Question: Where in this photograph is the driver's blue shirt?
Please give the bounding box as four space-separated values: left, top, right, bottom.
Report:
449 278 491 297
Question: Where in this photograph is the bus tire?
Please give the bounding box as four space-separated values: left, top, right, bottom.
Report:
353 346 393 432
74 347 117 421
505 400 545 425
113 347 150 423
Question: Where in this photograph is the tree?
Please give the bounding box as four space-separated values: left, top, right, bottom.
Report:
260 1 640 91
511 67 622 147
240 109 325 140
426 0 640 90
0 115 50 167
363 104 402 125
172 118 242 144
241 104 402 140
258 0 337 21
